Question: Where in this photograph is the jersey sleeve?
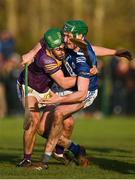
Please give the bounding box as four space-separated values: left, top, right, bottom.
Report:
85 40 97 66
76 56 90 78
39 53 61 75
39 38 46 49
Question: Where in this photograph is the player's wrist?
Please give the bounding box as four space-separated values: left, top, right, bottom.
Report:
58 96 64 104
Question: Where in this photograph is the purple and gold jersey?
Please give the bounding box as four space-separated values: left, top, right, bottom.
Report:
18 48 62 93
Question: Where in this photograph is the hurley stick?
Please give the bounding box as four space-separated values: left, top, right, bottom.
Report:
23 64 31 130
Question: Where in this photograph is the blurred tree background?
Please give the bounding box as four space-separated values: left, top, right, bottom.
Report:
0 0 135 53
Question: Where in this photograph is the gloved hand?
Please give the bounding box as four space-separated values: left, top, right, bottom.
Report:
115 49 133 60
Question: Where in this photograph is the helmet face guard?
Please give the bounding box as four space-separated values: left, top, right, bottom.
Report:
44 28 64 49
63 20 88 37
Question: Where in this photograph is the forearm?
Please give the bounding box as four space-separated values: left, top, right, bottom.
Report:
58 77 89 104
22 42 41 64
58 91 87 104
92 46 116 57
51 71 77 89
59 77 76 89
28 42 41 58
46 76 89 105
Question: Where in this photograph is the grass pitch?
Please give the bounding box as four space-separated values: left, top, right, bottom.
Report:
0 115 135 179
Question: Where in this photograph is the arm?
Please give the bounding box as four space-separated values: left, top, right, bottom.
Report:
70 39 132 59
51 69 76 89
41 76 89 104
58 76 89 103
91 46 133 60
21 42 41 66
91 46 116 57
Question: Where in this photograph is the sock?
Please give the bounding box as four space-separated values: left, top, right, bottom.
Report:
42 153 52 164
55 145 64 155
68 142 80 155
24 154 31 161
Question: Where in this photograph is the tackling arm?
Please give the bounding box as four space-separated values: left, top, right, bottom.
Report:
92 46 116 56
21 42 41 66
91 46 133 60
51 69 76 89
41 76 89 105
70 38 133 60
58 76 89 103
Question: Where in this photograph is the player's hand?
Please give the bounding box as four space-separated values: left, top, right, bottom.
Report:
21 53 34 67
70 38 87 50
115 49 133 60
90 65 98 75
39 91 61 105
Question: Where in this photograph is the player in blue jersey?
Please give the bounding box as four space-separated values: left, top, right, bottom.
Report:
37 20 132 169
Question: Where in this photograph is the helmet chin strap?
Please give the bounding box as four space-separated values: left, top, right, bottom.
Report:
72 34 84 52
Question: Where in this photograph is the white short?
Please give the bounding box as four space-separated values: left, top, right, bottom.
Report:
22 85 52 102
52 85 98 109
16 82 52 108
83 89 98 108
17 82 98 109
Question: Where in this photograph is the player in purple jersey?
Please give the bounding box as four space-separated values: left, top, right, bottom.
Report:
17 28 80 168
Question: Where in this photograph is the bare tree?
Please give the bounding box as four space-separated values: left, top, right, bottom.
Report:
93 0 106 44
27 0 40 41
73 0 83 19
39 0 51 34
6 0 17 36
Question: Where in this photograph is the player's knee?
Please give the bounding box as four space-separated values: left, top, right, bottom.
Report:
31 114 40 129
54 110 63 122
37 124 44 136
64 118 74 130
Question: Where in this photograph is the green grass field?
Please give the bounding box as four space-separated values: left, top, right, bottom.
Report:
0 115 135 179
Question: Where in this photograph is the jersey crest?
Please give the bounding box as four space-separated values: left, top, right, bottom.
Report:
76 56 86 63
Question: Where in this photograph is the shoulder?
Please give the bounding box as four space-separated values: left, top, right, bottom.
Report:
36 49 57 66
85 40 96 54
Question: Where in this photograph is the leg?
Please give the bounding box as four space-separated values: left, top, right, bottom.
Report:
37 111 74 141
56 116 74 150
44 103 83 153
37 109 74 161
41 103 84 167
23 96 40 154
17 96 40 167
37 105 55 137
62 116 74 139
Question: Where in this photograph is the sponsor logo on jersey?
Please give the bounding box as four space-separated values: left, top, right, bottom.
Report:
76 56 86 63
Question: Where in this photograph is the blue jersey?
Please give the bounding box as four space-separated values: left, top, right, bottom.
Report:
63 46 98 91
85 40 97 66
